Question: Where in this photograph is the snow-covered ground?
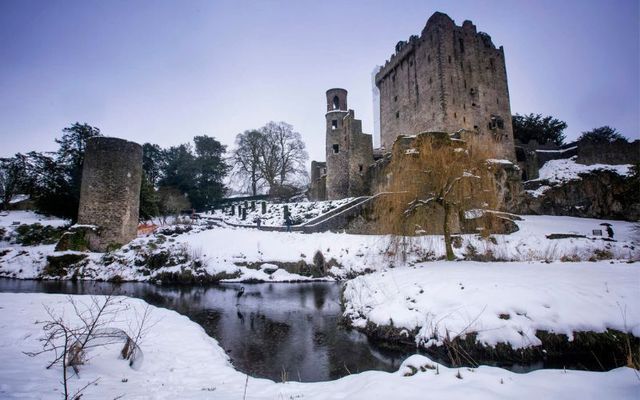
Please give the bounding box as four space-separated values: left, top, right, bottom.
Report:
0 211 638 281
210 198 354 226
1 293 637 400
343 261 640 349
0 211 69 230
526 156 633 197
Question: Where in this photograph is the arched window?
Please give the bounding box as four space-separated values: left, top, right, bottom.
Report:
332 96 340 110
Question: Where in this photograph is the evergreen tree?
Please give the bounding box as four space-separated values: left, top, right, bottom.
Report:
142 143 165 186
191 135 228 210
578 126 627 143
512 113 567 146
139 172 160 220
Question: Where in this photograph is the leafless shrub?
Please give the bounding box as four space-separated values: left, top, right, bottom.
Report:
24 294 155 398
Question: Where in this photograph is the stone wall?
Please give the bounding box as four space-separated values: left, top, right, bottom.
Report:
522 170 640 221
375 12 515 161
309 161 327 201
577 139 640 166
77 137 143 251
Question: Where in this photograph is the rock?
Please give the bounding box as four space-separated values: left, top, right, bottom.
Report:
44 254 88 277
521 170 639 221
55 225 100 252
260 263 279 275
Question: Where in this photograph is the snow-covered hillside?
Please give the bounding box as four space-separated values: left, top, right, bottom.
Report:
0 211 638 282
210 198 353 226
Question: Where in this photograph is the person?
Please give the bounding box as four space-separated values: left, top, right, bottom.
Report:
255 217 262 229
284 214 292 232
606 225 614 239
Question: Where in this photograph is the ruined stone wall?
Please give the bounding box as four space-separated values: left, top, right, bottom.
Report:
577 139 640 165
77 137 143 251
346 111 374 197
376 12 515 160
309 161 327 201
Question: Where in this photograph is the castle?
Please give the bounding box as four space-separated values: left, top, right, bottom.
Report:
310 12 517 201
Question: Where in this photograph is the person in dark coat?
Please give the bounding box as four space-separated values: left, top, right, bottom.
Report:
606 225 614 239
284 214 292 232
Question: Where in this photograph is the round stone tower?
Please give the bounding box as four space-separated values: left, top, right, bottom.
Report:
325 88 350 199
77 136 143 251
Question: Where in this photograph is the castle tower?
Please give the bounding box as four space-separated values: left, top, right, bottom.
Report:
375 12 516 160
325 88 350 199
324 88 374 200
77 137 143 251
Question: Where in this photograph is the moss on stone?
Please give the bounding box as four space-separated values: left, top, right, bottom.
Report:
55 229 92 251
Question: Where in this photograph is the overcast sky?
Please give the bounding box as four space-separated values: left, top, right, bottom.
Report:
1 0 638 163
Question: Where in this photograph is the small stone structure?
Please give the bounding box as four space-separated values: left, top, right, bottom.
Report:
74 137 143 252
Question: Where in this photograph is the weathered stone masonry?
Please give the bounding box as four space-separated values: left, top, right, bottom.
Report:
375 12 515 160
324 89 374 200
77 137 143 251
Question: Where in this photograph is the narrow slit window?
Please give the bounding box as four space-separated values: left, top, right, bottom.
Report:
331 120 338 130
396 111 400 119
358 164 363 172
333 144 339 154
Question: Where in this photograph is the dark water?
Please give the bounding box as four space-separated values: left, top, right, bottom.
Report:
0 278 412 382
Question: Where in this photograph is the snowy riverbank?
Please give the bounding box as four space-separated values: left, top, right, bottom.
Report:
1 211 638 283
1 292 638 400
343 261 640 350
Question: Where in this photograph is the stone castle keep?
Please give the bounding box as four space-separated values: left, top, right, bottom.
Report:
311 12 517 201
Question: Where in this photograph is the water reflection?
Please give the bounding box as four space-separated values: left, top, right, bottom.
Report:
0 279 408 382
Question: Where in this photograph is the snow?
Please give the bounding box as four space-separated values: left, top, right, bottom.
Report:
0 211 69 229
535 146 578 153
1 292 637 400
210 198 353 227
537 157 633 182
343 261 640 349
8 194 29 204
525 157 634 197
486 159 514 165
1 212 638 281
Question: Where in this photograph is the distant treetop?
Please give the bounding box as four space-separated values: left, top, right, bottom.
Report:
512 113 567 146
578 126 628 144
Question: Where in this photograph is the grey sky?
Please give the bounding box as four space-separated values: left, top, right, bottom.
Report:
1 0 638 163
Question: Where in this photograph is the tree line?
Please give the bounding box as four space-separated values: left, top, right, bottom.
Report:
0 120 309 220
512 113 629 146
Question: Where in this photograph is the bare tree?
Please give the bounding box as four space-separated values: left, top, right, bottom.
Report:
375 132 498 260
157 186 191 223
258 121 308 190
231 130 266 196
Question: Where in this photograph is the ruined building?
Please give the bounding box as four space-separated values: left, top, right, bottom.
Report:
310 12 517 201
76 137 143 251
323 88 374 199
376 12 515 160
